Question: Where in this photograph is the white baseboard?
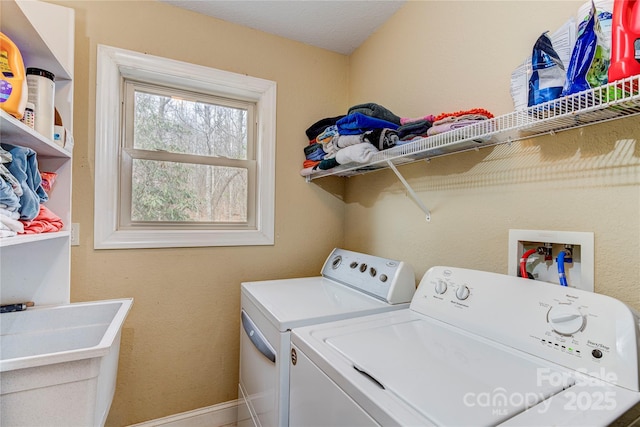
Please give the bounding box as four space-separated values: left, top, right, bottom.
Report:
127 399 239 427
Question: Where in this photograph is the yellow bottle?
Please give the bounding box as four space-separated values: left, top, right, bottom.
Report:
0 32 28 120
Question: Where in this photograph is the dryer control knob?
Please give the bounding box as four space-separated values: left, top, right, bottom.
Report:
435 280 447 295
455 285 470 300
547 306 585 336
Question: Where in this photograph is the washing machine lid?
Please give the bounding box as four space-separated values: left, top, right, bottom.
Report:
305 311 571 426
242 277 407 332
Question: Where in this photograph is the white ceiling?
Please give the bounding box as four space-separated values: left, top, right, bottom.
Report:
160 0 406 55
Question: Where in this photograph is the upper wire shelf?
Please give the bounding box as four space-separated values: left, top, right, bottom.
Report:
305 75 640 182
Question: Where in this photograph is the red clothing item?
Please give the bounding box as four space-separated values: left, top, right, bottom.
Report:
303 159 320 169
433 108 494 123
20 205 63 234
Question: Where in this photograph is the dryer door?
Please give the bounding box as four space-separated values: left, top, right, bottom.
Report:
242 310 276 363
239 309 279 427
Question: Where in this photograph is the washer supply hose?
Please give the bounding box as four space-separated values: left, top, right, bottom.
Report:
557 250 568 287
520 249 537 279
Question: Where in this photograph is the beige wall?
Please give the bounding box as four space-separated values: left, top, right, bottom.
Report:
345 0 640 310
57 1 348 425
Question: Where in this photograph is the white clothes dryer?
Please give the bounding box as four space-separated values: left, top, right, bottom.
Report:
237 248 416 427
290 266 640 426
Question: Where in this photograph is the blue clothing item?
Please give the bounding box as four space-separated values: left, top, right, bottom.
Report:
304 143 326 161
336 113 399 135
316 125 339 142
0 178 21 211
1 144 48 220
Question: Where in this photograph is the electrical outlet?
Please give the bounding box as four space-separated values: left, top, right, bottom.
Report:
71 223 80 246
508 229 594 292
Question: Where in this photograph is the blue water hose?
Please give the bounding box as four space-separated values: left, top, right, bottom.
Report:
557 251 568 287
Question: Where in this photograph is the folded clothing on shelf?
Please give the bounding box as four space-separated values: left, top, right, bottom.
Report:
1 143 49 221
427 109 494 137
20 205 63 234
347 102 402 125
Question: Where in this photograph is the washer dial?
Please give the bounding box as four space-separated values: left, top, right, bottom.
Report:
455 285 470 300
435 279 447 295
547 305 585 336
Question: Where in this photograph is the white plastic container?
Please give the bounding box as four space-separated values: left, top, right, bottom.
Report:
26 67 55 140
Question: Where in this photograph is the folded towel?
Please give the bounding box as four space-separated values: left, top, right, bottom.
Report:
336 113 399 135
336 143 379 165
432 108 494 123
400 115 435 125
427 119 489 136
317 158 340 170
397 120 432 140
348 103 401 125
20 205 63 234
431 114 490 126
335 134 364 149
0 212 24 233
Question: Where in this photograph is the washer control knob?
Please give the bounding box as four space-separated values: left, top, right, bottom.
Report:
379 274 388 283
435 280 447 295
547 306 585 336
455 285 470 300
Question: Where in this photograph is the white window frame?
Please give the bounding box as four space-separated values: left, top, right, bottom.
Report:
94 45 276 249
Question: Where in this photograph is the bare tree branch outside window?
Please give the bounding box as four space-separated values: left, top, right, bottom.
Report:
131 90 249 223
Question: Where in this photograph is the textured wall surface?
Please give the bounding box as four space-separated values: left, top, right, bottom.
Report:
345 1 640 311
56 1 348 424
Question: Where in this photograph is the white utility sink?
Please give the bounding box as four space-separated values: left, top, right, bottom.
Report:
0 298 133 427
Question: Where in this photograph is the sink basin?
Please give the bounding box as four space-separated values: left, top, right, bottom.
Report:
0 298 133 427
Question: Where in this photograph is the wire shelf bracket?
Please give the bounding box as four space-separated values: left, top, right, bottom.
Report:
387 160 431 222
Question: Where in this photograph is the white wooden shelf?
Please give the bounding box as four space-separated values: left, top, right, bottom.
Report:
1 111 71 159
0 231 70 248
1 0 74 307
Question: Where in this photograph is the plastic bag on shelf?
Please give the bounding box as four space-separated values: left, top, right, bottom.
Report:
528 32 566 106
562 1 610 96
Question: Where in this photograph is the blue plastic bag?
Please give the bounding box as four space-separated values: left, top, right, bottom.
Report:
528 32 566 106
562 1 609 96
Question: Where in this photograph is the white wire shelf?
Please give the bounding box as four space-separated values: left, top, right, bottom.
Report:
305 75 640 182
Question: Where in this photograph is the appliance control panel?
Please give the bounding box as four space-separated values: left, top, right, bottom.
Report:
411 266 640 392
321 248 416 304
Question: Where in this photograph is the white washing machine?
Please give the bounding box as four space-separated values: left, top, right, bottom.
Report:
290 266 640 426
238 248 416 427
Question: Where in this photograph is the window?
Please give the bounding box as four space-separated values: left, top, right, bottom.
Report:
94 45 276 249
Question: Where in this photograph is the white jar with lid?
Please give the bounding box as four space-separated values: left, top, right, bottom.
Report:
26 67 55 140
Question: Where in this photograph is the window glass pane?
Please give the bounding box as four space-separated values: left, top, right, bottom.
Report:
131 159 248 223
133 90 248 160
